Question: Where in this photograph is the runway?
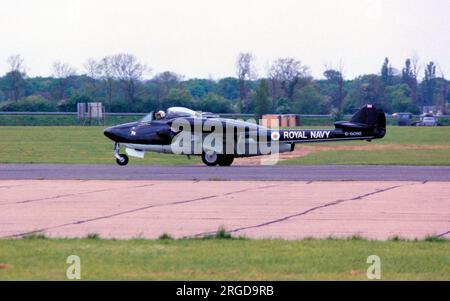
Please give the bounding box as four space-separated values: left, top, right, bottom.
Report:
0 164 449 181
1 180 449 240
1 164 448 240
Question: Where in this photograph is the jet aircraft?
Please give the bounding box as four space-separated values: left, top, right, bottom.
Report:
104 104 386 166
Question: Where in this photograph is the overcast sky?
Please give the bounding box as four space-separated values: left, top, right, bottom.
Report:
0 0 448 80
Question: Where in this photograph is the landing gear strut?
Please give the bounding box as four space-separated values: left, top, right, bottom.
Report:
114 143 129 166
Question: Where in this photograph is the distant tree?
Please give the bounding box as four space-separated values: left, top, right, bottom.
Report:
135 94 158 113
274 97 290 114
268 77 280 111
268 58 310 102
164 88 193 109
361 75 386 107
385 84 420 114
217 77 240 100
343 75 386 113
185 79 215 99
4 51 449 116
52 61 76 101
402 58 419 105
254 79 270 118
83 58 102 98
437 67 448 115
58 94 93 112
235 52 256 112
1 95 57 112
197 92 234 113
423 61 436 107
381 57 394 86
153 71 183 86
6 54 26 101
99 56 115 110
440 78 448 115
291 84 327 114
110 53 148 107
21 77 53 100
152 71 183 108
342 88 359 114
323 64 345 116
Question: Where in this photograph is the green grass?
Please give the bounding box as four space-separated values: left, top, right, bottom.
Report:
0 237 448 280
0 115 143 126
282 126 450 165
368 126 450 145
290 125 450 145
0 126 199 165
0 126 448 165
2 114 449 126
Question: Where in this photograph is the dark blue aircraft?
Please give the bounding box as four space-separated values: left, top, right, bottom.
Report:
104 104 386 166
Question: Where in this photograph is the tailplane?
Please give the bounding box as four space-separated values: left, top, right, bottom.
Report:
334 104 386 138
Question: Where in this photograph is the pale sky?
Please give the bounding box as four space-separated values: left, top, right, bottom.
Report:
0 0 448 80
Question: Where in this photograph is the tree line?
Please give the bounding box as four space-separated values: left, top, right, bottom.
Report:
0 53 448 117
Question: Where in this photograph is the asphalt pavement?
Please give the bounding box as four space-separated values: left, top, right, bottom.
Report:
0 164 448 181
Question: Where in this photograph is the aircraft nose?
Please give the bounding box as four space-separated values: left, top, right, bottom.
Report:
104 126 121 141
104 122 138 142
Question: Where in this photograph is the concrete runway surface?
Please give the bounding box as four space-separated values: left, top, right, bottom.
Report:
1 180 449 240
1 164 449 181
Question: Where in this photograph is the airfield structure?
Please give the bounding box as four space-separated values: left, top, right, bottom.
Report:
262 114 298 127
77 102 105 126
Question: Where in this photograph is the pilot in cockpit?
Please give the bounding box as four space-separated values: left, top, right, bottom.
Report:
155 110 166 120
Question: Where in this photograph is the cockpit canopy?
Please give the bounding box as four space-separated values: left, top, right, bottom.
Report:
166 107 198 119
139 107 199 123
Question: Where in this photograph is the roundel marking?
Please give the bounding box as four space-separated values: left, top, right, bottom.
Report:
271 131 280 141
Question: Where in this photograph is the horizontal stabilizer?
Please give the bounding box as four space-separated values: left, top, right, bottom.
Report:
334 104 386 138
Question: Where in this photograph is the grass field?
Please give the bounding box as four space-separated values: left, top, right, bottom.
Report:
1 114 449 126
0 125 199 165
0 236 448 280
281 125 450 165
0 126 448 165
0 115 345 126
0 115 144 126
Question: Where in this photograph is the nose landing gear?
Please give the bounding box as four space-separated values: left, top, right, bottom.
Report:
114 143 129 166
116 154 129 166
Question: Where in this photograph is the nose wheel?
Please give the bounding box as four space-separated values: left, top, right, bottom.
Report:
116 154 129 166
114 143 129 166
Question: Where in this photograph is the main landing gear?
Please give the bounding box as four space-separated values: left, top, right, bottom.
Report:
114 143 129 166
201 151 234 166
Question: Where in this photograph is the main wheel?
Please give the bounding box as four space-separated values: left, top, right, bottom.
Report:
116 154 129 166
217 155 234 166
202 151 218 166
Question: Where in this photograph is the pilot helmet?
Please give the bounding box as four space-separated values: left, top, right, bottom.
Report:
155 110 166 120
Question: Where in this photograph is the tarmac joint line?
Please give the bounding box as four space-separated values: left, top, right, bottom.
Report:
1 183 157 206
189 183 416 238
4 183 280 238
437 230 450 237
